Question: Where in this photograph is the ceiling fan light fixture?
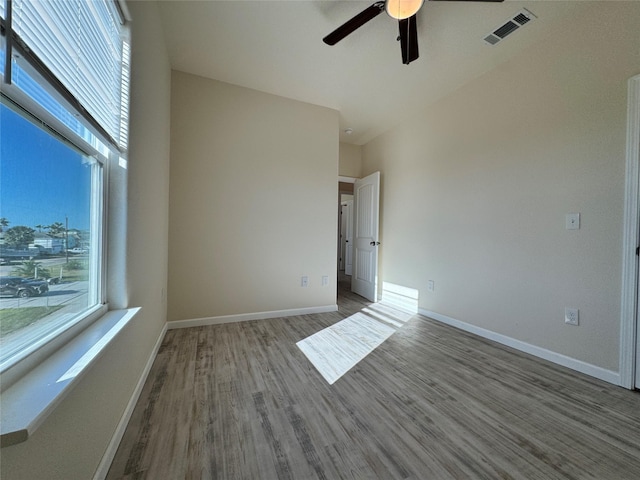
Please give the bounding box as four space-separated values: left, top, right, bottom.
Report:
385 0 424 20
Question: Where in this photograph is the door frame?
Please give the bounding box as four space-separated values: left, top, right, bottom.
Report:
339 199 354 275
338 176 357 273
619 74 640 389
340 202 346 270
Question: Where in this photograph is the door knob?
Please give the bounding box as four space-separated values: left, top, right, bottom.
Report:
370 241 380 246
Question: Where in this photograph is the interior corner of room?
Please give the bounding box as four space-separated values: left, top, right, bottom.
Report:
1 1 639 479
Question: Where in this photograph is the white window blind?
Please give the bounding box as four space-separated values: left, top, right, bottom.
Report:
7 0 129 152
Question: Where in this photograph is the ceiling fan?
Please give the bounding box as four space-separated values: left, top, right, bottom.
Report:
323 0 504 65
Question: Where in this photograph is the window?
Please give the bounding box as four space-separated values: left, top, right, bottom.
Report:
0 0 129 383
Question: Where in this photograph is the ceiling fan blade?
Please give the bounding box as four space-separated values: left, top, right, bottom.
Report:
399 15 419 65
323 2 385 46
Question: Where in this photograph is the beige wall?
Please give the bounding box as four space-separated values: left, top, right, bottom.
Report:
362 3 640 372
168 72 339 321
0 3 171 478
339 142 362 178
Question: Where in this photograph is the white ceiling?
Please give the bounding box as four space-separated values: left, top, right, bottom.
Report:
157 1 591 145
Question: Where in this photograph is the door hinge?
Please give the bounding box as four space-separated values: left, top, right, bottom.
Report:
636 245 639 256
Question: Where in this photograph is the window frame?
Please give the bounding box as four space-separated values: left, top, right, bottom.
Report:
0 94 110 390
0 0 129 391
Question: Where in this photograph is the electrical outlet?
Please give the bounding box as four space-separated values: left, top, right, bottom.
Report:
301 276 309 287
322 275 329 286
427 280 435 292
565 308 579 326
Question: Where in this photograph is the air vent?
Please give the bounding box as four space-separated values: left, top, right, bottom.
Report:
494 20 519 39
513 13 531 26
484 9 536 46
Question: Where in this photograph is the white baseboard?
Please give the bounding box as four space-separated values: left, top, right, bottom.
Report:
419 309 620 386
93 321 168 480
167 304 339 330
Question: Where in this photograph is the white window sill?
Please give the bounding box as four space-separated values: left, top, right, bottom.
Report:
0 307 140 448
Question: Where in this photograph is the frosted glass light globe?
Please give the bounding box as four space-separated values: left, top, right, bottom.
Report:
385 0 424 20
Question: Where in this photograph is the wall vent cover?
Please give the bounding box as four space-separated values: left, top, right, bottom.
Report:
484 9 536 46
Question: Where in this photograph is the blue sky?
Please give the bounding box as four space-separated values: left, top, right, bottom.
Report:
0 104 91 231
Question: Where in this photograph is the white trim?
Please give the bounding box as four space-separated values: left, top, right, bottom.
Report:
0 303 108 391
619 74 640 389
167 305 339 329
0 308 141 448
338 175 357 184
420 309 620 386
93 321 168 480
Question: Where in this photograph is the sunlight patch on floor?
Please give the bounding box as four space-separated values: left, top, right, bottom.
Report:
297 303 413 385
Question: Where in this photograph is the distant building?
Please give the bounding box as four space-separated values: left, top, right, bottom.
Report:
31 233 65 253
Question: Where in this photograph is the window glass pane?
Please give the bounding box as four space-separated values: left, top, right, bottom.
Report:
0 103 100 367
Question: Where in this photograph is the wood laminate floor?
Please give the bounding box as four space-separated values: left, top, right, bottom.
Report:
107 277 640 479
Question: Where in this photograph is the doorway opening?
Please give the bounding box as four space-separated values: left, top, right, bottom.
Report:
337 172 381 302
338 179 355 293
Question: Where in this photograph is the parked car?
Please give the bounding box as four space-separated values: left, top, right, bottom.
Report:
68 247 89 254
0 276 49 298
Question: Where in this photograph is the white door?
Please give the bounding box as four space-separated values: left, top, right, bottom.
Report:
630 75 640 389
351 172 380 301
344 200 354 276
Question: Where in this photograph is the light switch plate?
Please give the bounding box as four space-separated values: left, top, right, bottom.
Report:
566 213 580 230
